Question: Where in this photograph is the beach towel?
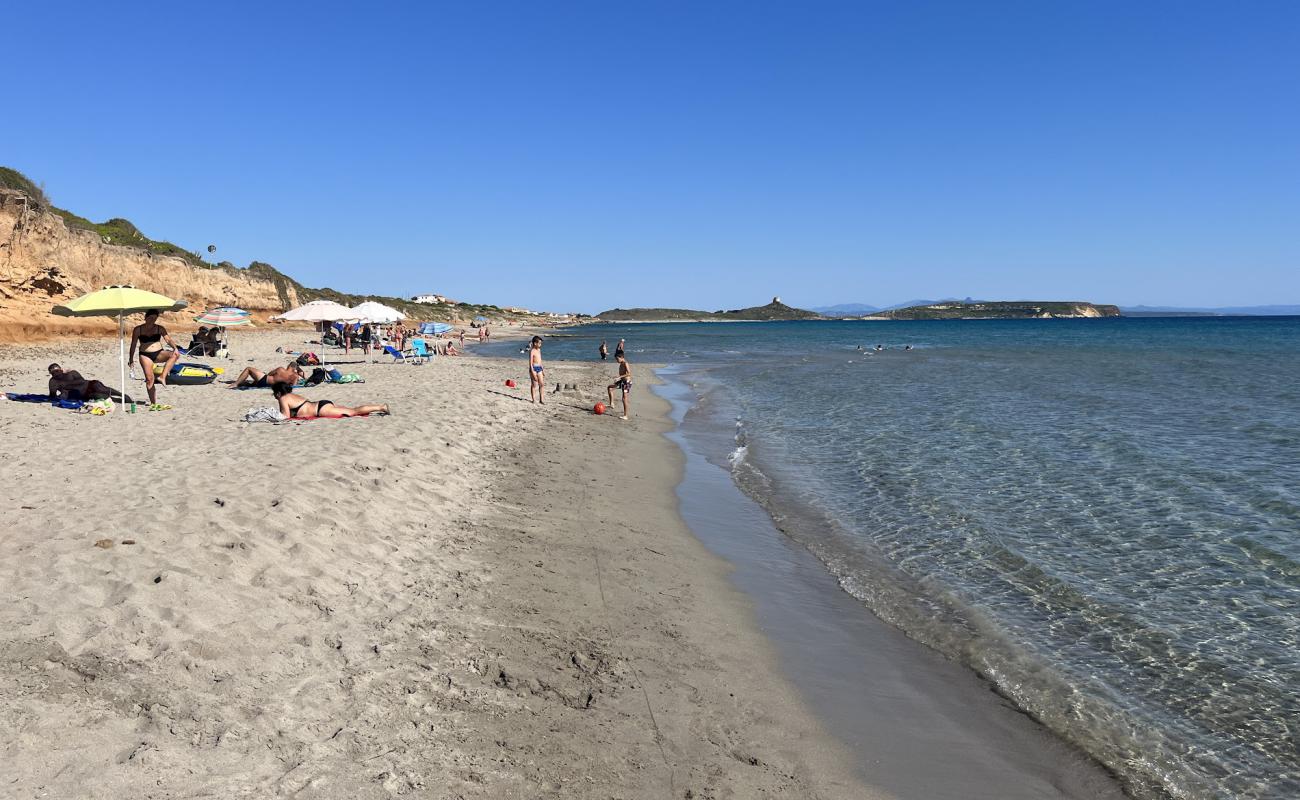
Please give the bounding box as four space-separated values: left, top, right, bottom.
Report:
4 393 85 410
243 407 287 423
328 372 365 384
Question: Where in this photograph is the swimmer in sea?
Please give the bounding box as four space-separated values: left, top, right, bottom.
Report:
528 335 545 404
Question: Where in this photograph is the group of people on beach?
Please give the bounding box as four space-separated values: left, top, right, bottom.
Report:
524 336 633 420
231 359 388 418
93 310 389 417
40 310 630 423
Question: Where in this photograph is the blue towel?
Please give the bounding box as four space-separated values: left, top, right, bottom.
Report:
4 393 83 409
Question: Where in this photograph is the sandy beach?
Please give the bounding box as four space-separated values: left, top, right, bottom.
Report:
0 329 867 799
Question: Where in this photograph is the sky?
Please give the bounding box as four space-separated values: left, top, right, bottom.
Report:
4 0 1298 313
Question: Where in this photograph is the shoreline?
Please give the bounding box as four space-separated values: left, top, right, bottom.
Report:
656 367 1130 799
0 334 866 797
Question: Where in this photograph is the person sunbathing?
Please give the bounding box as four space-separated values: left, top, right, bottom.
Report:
230 362 304 389
271 381 389 419
47 363 133 403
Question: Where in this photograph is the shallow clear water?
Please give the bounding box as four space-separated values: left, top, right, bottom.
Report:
504 318 1300 799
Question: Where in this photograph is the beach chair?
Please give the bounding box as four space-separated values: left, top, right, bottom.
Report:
383 345 412 364
406 338 434 364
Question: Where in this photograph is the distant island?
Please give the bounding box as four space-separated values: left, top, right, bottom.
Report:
864 301 1120 320
597 298 1125 322
597 298 822 322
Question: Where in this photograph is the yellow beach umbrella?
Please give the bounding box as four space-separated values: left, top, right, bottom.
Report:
53 285 188 409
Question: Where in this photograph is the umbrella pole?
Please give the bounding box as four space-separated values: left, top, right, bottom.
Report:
118 312 127 411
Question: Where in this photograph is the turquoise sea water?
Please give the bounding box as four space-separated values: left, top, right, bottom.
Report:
504 318 1300 799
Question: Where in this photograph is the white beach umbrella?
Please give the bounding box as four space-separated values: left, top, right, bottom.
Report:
272 299 361 322
351 301 405 324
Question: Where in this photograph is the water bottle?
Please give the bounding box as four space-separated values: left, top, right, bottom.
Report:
129 402 137 414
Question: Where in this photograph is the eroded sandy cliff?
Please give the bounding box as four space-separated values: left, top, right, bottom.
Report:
0 189 299 342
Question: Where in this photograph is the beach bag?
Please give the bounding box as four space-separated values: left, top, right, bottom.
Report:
327 368 343 382
305 368 329 386
296 352 321 367
243 407 287 423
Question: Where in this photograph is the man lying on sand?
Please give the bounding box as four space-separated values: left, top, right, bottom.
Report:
230 362 304 389
48 363 133 403
271 381 390 419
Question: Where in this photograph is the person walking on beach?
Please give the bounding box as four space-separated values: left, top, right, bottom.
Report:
357 323 373 355
607 353 633 420
129 310 181 404
599 340 608 360
528 335 545 404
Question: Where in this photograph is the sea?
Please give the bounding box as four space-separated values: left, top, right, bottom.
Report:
490 317 1300 799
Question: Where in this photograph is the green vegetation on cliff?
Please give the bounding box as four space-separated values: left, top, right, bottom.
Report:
1 166 500 321
598 299 821 322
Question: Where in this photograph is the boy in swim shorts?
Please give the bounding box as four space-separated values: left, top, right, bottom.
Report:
529 336 545 404
607 353 632 420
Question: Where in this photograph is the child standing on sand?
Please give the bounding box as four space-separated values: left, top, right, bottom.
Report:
528 335 545 404
607 353 632 420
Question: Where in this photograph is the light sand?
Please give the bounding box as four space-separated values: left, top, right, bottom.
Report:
0 330 869 798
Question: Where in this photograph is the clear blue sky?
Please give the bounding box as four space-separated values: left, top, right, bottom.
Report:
5 1 1298 313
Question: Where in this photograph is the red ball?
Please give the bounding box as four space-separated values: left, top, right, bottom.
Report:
505 379 517 388
593 402 606 415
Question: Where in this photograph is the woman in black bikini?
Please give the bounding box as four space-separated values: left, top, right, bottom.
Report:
129 310 181 403
271 382 389 419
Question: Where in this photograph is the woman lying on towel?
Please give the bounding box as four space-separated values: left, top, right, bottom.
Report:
271 382 389 419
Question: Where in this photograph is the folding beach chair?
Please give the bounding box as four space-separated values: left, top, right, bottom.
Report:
406 338 434 364
383 345 411 364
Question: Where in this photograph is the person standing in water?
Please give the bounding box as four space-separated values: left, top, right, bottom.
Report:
614 338 625 360
607 352 633 420
599 340 608 361
528 336 545 404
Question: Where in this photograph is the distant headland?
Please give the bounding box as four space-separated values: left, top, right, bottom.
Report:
596 298 821 322
865 300 1120 320
597 298 1121 322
